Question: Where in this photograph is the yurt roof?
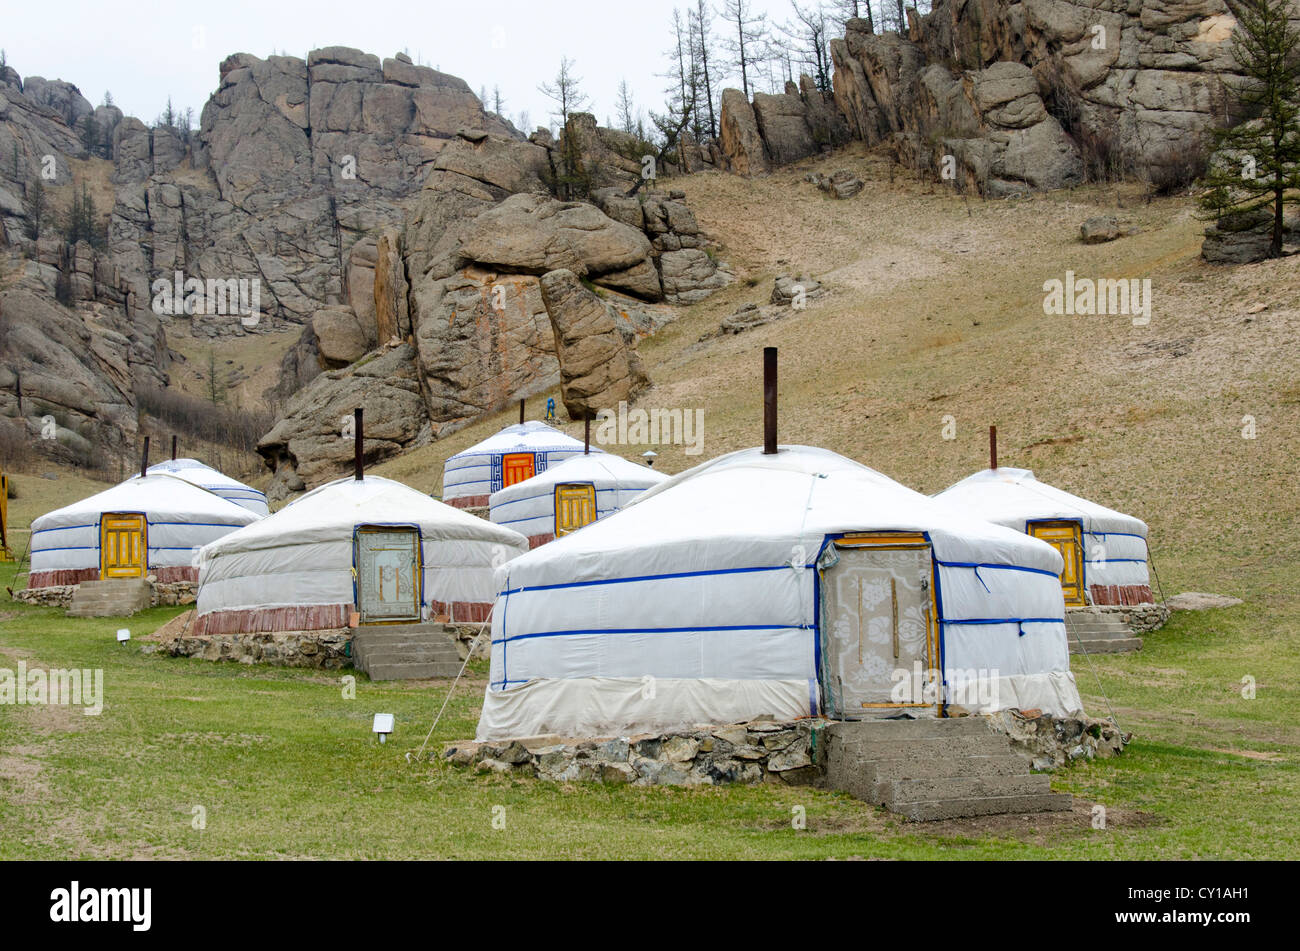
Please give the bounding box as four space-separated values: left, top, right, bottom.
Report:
490 451 666 503
933 467 1147 537
147 458 267 501
32 473 260 531
448 421 593 459
201 475 527 556
498 446 1063 588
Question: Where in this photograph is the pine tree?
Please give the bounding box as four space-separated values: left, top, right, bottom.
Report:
719 0 770 99
205 350 228 406
783 1 834 92
23 177 46 240
616 79 637 135
538 57 591 198
691 0 719 139
1198 0 1300 258
80 114 100 156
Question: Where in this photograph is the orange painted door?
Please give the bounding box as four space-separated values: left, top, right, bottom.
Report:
501 453 536 488
100 513 146 578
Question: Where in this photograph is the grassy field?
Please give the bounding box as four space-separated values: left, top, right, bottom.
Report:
0 596 1293 859
2 145 1297 858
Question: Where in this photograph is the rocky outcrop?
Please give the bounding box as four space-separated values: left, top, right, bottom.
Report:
539 268 650 419
2 48 732 485
718 88 769 175
0 283 140 466
109 47 518 343
718 2 1254 194
256 341 428 500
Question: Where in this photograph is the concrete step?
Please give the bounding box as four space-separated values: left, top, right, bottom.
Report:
825 717 993 740
891 792 1073 822
359 650 462 668
887 773 1053 804
869 752 1028 782
1067 622 1131 630
353 631 454 645
833 735 1014 759
366 661 464 681
351 623 463 678
1070 637 1143 654
822 715 1074 820
67 579 151 618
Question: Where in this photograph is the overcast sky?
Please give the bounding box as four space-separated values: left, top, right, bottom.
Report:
4 0 840 133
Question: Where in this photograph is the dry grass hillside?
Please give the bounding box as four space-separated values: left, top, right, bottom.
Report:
382 144 1299 598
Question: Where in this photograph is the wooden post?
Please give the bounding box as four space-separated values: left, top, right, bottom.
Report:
763 347 777 455
354 408 364 481
140 436 150 479
989 426 998 471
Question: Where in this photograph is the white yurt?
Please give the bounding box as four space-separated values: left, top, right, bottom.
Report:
933 468 1152 607
476 445 1083 742
194 474 528 636
442 421 594 509
488 452 668 548
147 458 269 516
28 474 261 589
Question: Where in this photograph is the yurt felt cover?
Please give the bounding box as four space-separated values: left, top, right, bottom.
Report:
488 452 668 546
29 474 260 588
442 421 595 508
476 446 1083 741
934 468 1151 605
195 475 528 634
147 458 270 516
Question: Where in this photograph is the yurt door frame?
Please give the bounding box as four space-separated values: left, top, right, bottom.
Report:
1026 519 1086 606
100 512 147 579
553 482 597 537
353 525 423 624
817 532 939 717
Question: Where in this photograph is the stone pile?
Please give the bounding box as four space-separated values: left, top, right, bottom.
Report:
985 709 1130 771
445 717 821 787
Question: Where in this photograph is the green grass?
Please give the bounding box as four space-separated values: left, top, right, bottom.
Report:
1 596 1294 859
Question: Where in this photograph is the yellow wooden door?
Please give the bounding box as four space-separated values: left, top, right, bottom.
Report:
100 513 146 578
1028 520 1085 606
501 453 536 488
554 484 597 537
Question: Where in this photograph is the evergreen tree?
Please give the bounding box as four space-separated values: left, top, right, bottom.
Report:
23 177 47 240
538 57 591 198
1198 0 1300 257
79 114 100 156
719 0 770 99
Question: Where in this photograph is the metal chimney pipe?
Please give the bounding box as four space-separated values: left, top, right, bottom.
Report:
584 414 590 454
171 434 177 461
140 436 150 479
763 347 777 455
354 408 364 481
519 398 525 425
989 426 998 471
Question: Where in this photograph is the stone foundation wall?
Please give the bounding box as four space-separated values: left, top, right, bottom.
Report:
446 710 1132 787
445 718 821 787
985 709 1130 771
1074 603 1170 634
164 630 352 669
11 585 75 607
11 578 199 608
152 581 199 606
